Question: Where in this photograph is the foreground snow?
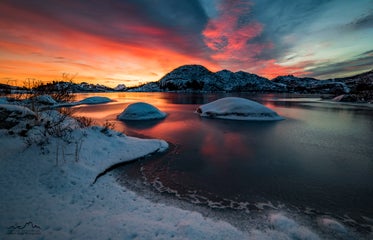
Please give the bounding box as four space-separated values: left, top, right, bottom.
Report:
197 97 284 121
0 103 358 239
0 106 249 239
118 102 167 120
0 127 326 240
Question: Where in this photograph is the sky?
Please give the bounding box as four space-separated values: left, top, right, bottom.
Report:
0 0 372 87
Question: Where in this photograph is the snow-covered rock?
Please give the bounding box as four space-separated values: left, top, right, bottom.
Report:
78 96 112 104
31 94 57 105
0 104 36 119
0 104 36 129
118 102 166 120
196 97 284 121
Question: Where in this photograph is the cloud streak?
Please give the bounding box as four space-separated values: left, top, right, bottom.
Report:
307 50 373 79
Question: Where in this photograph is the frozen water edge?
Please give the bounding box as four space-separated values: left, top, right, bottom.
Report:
115 153 373 240
0 127 254 239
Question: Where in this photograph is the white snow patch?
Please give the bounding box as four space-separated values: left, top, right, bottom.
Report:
0 104 36 118
319 217 347 233
331 95 345 102
0 97 8 104
270 213 321 240
32 94 58 105
118 102 167 120
52 96 113 108
0 101 359 239
197 97 284 121
0 121 255 239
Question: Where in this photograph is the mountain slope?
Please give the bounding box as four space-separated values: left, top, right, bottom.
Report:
132 64 352 94
159 65 224 91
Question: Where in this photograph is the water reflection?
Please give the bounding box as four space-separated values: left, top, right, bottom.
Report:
200 131 253 163
121 118 166 130
73 92 373 220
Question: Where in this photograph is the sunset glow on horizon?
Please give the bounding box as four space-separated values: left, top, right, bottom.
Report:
1 0 372 87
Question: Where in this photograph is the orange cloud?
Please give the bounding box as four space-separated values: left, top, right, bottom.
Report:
256 60 311 79
0 2 219 87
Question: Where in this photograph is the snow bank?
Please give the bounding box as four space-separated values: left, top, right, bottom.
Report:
0 97 8 104
0 111 254 239
270 213 321 240
0 104 36 119
118 102 167 120
78 96 112 104
32 94 58 105
319 218 347 233
53 96 113 108
70 127 168 181
0 102 358 239
0 123 325 239
197 97 284 121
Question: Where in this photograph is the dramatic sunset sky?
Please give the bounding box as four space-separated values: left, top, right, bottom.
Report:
1 0 372 87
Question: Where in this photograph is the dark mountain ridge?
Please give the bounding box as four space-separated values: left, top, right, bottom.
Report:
131 64 365 95
1 65 372 102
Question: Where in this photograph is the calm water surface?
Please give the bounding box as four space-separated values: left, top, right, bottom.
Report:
74 92 373 232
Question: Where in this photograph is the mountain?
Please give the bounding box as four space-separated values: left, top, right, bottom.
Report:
272 75 350 94
159 65 224 91
2 66 371 100
329 70 373 103
0 81 127 93
53 82 116 92
216 70 286 92
130 64 352 94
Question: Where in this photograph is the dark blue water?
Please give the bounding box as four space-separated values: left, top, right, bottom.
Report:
75 92 373 234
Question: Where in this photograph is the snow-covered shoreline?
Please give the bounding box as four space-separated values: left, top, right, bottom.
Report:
1 97 366 239
0 101 251 239
1 114 245 239
0 124 325 240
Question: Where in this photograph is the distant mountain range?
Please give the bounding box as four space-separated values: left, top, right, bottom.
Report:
1 64 372 102
129 64 372 95
0 81 119 94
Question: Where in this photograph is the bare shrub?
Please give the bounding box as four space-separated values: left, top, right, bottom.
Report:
100 120 116 135
24 73 76 103
41 110 74 142
75 116 94 128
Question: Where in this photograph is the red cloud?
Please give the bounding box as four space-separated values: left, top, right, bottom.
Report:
203 0 264 62
202 0 309 78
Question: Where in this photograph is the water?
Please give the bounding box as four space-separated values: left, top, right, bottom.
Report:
73 92 373 236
